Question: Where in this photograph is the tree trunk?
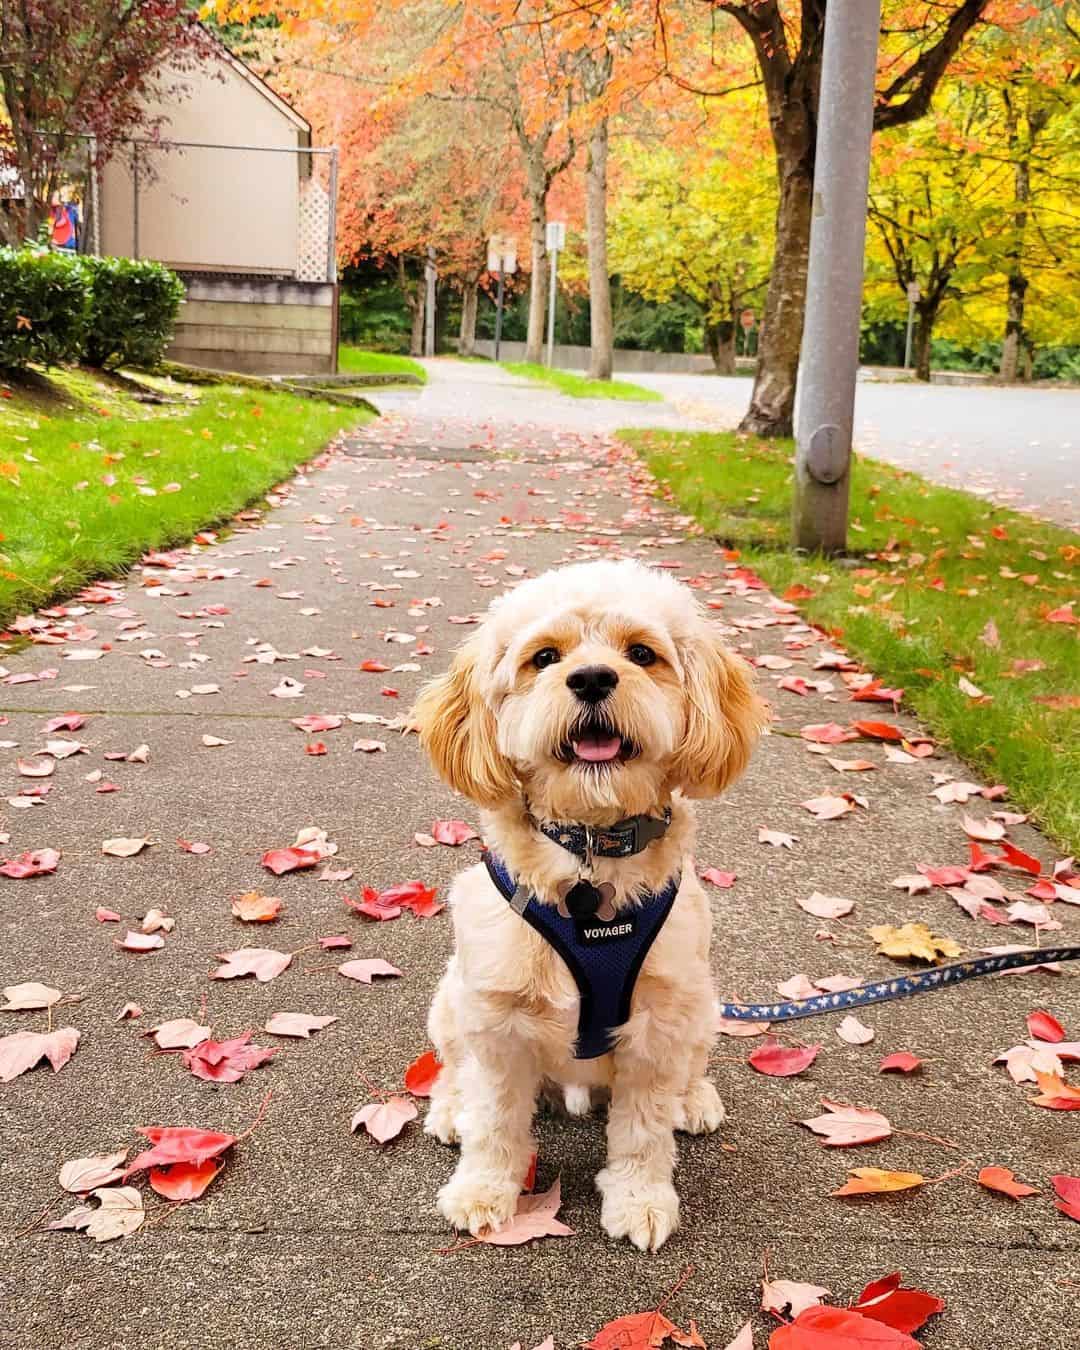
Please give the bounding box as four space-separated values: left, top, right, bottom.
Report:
524 162 549 364
997 99 1044 384
458 281 478 357
705 320 736 375
999 271 1028 383
913 305 936 382
408 298 424 358
738 157 814 436
585 115 613 381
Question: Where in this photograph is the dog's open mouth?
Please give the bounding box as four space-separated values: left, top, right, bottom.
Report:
559 716 637 766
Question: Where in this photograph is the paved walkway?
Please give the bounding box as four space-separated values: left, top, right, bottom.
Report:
0 362 1076 1349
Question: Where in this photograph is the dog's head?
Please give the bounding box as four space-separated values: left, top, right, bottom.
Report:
412 559 764 821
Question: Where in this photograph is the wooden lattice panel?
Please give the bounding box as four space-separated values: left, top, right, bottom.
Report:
297 175 330 281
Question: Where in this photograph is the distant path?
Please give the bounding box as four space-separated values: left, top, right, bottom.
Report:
628 372 1080 531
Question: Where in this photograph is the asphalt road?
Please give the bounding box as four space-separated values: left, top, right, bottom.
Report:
629 372 1080 532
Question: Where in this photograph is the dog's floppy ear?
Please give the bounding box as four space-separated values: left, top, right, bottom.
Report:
412 637 517 807
670 631 764 798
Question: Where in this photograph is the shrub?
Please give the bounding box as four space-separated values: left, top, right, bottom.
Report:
0 245 91 370
81 256 185 369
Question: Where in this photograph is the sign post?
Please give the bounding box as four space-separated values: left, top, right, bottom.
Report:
903 280 920 371
740 308 756 358
545 220 566 368
487 235 517 362
424 246 437 359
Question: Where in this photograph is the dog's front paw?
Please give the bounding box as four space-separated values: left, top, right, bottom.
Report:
596 1169 679 1252
438 1169 519 1236
563 1084 592 1117
424 1097 460 1145
676 1078 726 1135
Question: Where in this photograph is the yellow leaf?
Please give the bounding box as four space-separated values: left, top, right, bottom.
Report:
832 1167 925 1197
867 922 961 964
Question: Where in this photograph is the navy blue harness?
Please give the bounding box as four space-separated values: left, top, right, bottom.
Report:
483 851 679 1059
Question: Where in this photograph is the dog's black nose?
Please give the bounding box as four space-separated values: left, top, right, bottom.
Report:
566 664 618 703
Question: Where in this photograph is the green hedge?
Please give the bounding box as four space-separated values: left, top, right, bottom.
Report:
0 246 91 369
0 247 183 372
82 255 186 369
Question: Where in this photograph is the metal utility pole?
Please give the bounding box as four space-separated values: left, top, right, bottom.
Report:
545 220 566 368
424 246 437 358
791 0 881 555
903 280 919 370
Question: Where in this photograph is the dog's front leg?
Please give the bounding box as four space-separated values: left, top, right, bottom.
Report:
437 1032 538 1237
596 1043 688 1252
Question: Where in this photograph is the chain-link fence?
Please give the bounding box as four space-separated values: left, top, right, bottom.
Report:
96 140 337 283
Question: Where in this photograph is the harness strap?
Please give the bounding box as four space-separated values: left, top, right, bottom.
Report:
484 851 678 1059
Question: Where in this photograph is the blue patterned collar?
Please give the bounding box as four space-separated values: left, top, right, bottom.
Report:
532 807 672 860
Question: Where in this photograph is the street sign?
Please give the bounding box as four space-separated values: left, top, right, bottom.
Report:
545 220 566 252
487 235 517 274
740 309 756 331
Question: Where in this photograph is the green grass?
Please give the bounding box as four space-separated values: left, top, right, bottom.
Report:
338 347 427 382
626 428 1080 852
0 366 368 624
504 361 663 403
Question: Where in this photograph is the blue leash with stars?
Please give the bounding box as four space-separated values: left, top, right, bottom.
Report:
716 945 1080 1023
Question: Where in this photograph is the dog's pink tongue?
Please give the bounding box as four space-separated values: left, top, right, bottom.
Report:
573 733 622 763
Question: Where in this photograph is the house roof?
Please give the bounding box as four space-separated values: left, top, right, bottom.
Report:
200 25 311 138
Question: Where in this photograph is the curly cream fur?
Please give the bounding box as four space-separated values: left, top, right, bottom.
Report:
412 559 764 1251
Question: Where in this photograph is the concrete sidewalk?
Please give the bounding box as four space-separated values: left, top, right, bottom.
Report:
0 373 1076 1350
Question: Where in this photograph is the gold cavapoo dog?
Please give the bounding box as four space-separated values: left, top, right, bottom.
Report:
412 557 764 1252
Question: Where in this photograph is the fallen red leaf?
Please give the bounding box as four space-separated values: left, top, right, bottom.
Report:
586 1309 699 1349
701 868 736 889
770 1305 920 1349
430 819 479 846
351 1096 417 1143
999 840 1042 876
182 1033 276 1084
1051 1174 1080 1221
148 1157 224 1201
800 723 859 745
977 1166 1039 1200
0 847 60 879
1026 1010 1066 1044
851 1272 945 1334
850 681 904 704
404 1049 443 1097
748 1040 821 1077
851 720 904 742
477 1178 574 1247
123 1126 236 1178
261 847 319 876
878 1053 923 1074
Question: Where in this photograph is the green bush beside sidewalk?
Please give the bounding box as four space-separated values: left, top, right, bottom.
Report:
0 247 183 373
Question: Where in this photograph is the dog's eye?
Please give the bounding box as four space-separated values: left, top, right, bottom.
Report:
532 646 561 670
627 643 656 667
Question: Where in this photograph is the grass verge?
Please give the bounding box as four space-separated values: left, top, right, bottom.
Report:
504 361 662 403
338 347 427 382
626 428 1080 851
0 365 369 624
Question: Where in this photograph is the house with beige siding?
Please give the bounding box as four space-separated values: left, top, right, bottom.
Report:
97 34 338 376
